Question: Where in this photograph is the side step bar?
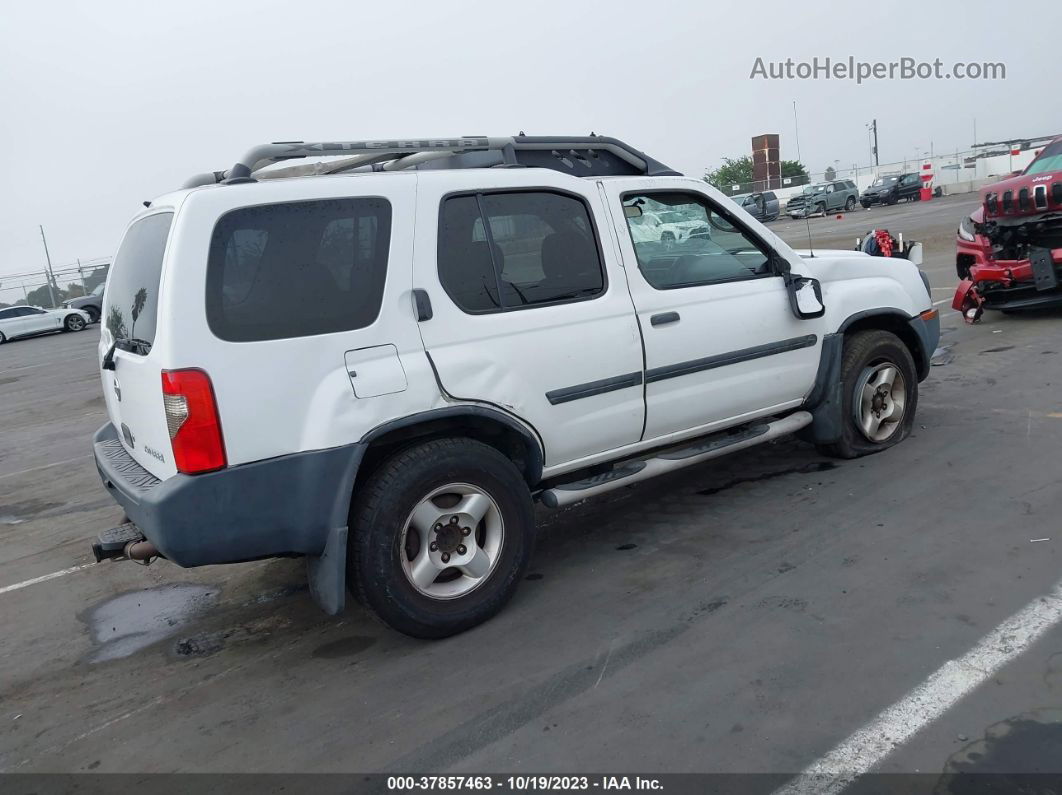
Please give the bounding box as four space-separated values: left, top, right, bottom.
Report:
539 411 813 509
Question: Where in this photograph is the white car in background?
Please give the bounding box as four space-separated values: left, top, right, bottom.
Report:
0 305 91 343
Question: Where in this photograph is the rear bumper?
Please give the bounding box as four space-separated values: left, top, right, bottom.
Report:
93 423 365 567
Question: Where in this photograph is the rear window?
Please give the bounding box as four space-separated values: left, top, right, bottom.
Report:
105 212 173 349
205 198 391 342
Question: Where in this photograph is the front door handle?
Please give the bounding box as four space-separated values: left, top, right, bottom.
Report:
650 311 680 327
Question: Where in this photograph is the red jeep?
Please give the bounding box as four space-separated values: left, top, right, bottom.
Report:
953 137 1062 322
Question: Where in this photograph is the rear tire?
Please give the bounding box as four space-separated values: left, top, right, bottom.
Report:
844 197 856 212
64 314 86 332
0 331 6 344
817 330 918 460
348 438 535 638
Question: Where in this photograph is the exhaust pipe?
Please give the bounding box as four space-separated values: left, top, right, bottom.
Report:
124 540 158 564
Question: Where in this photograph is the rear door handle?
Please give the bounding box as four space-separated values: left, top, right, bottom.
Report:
650 311 680 327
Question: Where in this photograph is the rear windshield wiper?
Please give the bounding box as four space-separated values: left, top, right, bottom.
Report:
101 337 152 370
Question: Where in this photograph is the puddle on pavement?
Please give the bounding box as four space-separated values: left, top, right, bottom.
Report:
0 499 63 525
938 708 1062 785
81 583 219 663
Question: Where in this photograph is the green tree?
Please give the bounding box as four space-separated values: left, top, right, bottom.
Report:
705 156 809 193
25 284 67 308
781 160 808 179
705 156 754 192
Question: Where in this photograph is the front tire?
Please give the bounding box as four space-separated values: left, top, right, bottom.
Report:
348 438 535 638
86 307 100 323
817 330 918 459
64 314 86 332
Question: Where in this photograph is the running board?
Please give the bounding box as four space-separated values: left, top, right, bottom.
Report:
539 411 813 509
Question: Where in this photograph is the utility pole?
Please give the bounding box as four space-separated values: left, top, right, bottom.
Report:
76 257 88 294
39 225 59 308
870 119 880 166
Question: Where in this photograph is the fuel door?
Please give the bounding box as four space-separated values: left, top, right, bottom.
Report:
345 344 408 398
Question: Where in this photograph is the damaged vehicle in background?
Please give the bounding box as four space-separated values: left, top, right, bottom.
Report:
786 180 858 218
953 137 1062 322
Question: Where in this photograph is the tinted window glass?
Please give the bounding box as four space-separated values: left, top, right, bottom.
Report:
206 198 391 342
438 191 604 313
104 212 172 349
623 192 772 289
1026 140 1062 175
0 308 16 319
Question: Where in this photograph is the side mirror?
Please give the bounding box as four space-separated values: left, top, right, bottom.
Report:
784 274 826 319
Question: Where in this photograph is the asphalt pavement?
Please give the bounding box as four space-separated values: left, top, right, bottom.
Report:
1 193 1060 786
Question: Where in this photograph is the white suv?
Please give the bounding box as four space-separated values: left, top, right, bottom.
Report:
90 136 939 638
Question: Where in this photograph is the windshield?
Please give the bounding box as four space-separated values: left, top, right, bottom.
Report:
808 185 827 194
92 281 105 296
872 176 900 187
1025 140 1062 176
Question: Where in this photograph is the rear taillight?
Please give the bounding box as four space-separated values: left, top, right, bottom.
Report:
161 369 226 474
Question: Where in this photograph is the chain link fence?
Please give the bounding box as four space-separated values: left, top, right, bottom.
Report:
708 143 1045 201
0 260 110 309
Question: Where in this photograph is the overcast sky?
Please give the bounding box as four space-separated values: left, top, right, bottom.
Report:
1 0 1058 283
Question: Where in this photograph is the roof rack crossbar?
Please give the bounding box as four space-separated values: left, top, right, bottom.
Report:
182 135 679 188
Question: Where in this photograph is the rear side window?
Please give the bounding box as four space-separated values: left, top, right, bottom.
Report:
206 198 391 342
438 191 604 313
105 212 173 349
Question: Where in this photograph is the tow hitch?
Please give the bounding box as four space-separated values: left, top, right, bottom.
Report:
92 521 159 565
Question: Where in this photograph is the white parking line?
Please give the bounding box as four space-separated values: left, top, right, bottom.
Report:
0 563 95 596
933 298 952 306
0 454 92 482
774 579 1062 795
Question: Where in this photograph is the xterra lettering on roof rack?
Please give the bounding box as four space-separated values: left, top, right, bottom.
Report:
182 134 680 188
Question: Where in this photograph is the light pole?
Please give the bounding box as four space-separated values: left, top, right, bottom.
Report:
39 225 59 308
867 119 880 166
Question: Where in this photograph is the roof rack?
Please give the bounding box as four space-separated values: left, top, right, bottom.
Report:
181 135 680 188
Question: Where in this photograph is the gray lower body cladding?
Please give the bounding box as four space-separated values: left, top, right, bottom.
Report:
93 422 364 567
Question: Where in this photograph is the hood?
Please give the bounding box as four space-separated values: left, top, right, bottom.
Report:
862 184 893 195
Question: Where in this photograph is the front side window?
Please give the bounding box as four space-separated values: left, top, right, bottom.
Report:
438 191 605 313
206 198 391 342
105 212 173 349
622 192 773 289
